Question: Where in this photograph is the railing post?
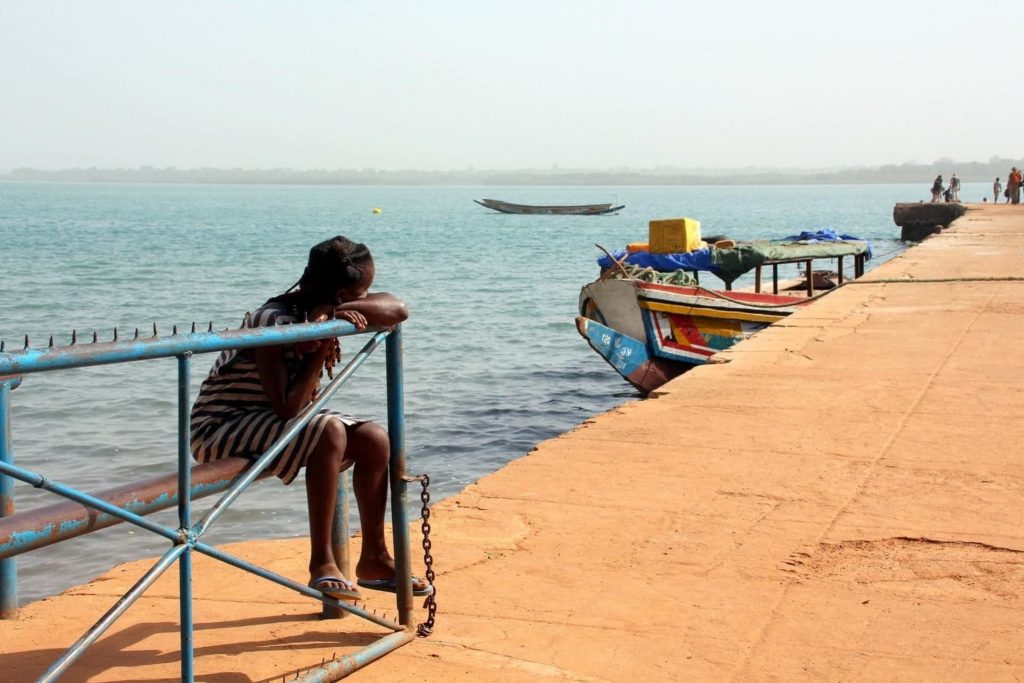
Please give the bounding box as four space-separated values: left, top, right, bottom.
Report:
0 378 18 618
385 325 414 627
177 353 194 682
322 473 351 620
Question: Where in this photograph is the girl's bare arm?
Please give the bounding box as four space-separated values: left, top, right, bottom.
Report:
334 292 409 327
254 294 407 418
254 342 334 419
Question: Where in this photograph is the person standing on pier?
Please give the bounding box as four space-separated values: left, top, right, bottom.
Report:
930 175 943 203
1010 168 1023 204
994 178 1003 204
190 235 430 602
949 173 960 202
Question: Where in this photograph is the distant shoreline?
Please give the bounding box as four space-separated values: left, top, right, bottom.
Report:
2 158 1021 187
0 177 933 187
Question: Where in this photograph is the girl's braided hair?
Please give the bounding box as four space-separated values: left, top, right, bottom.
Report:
298 236 373 293
282 236 374 395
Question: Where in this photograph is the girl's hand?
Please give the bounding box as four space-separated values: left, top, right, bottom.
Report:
334 308 368 330
295 311 332 358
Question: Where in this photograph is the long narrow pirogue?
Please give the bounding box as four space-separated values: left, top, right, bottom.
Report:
474 198 625 215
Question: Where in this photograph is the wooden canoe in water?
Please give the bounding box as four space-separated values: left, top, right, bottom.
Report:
474 198 625 215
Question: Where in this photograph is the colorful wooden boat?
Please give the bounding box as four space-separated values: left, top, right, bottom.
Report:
577 279 812 392
474 198 625 215
576 236 870 393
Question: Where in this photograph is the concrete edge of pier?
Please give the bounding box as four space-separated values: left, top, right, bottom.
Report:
1 203 1022 681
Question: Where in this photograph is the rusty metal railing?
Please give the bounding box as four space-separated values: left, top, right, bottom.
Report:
0 320 421 681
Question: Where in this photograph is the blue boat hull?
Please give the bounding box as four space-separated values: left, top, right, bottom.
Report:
575 317 688 393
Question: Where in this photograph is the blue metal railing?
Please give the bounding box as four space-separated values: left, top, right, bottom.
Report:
0 320 419 681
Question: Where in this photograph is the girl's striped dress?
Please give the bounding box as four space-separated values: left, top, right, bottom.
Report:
190 302 360 484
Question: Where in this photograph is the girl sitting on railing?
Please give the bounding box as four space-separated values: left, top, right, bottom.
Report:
190 235 429 601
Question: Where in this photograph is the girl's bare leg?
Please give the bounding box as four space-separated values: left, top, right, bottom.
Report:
346 422 394 578
305 418 351 590
346 422 428 588
306 419 427 590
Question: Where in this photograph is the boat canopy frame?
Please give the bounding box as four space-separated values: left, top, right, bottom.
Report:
601 240 870 292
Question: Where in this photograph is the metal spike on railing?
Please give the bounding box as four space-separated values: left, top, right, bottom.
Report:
0 340 5 353
191 321 196 333
173 325 178 335
134 328 140 340
92 331 98 343
303 308 309 323
113 327 118 341
23 335 29 350
208 321 213 332
48 336 55 348
152 322 158 337
71 329 77 345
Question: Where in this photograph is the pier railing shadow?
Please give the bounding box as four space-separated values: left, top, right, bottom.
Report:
0 611 386 683
0 321 422 682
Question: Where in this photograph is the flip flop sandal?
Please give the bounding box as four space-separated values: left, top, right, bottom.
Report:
309 575 361 602
357 577 434 597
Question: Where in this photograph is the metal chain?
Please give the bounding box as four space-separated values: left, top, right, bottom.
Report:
402 473 436 637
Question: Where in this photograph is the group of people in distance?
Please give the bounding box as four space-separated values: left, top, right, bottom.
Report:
930 173 961 203
930 168 1024 204
992 167 1022 204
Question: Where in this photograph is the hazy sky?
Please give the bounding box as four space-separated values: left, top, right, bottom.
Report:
2 1 1021 171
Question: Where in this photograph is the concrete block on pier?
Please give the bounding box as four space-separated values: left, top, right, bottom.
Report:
893 202 967 241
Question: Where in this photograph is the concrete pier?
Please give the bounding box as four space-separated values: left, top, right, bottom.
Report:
1 203 1023 681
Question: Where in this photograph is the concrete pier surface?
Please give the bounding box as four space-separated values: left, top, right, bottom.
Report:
2 203 1023 681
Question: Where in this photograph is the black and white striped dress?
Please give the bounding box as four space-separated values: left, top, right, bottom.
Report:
190 302 360 484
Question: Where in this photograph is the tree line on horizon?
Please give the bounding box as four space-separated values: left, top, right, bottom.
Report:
3 157 1021 186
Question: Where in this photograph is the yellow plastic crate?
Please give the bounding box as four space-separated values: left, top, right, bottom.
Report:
649 218 702 253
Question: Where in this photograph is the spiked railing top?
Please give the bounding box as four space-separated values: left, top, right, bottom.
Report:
0 319 374 376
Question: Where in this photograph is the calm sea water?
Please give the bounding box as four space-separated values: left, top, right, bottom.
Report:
0 181 959 603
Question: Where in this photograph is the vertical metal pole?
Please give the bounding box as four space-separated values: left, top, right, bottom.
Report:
0 379 17 618
177 353 194 682
322 473 351 620
385 326 414 627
